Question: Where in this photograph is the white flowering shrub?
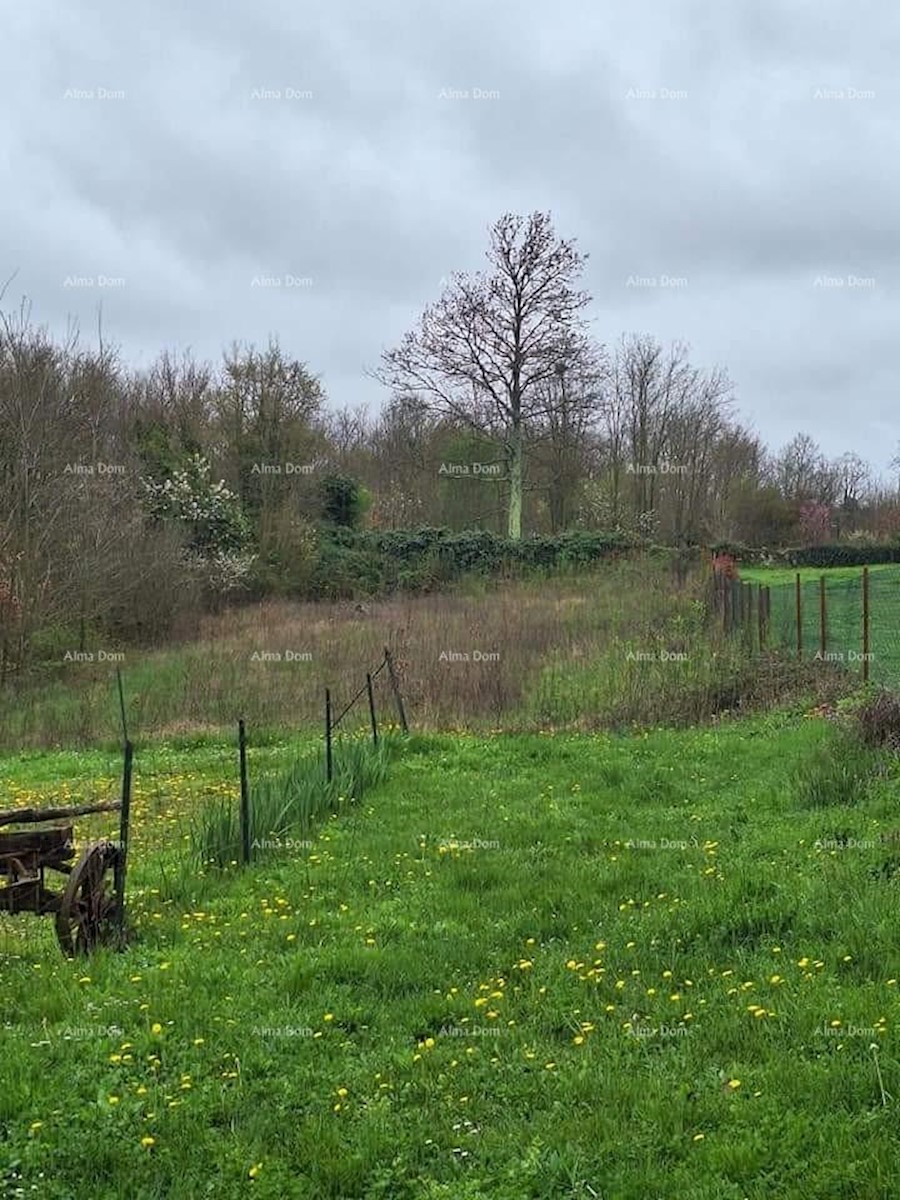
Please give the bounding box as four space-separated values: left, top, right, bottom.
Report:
141 454 254 592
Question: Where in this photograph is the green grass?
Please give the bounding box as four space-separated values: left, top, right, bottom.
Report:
2 712 900 1197
192 735 397 868
738 563 899 586
735 564 900 688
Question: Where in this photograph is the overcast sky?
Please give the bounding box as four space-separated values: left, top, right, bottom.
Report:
2 0 896 474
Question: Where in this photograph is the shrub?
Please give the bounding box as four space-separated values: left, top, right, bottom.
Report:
782 545 900 568
855 688 900 751
320 474 372 529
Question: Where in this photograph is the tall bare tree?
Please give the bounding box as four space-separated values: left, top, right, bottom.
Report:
374 211 592 538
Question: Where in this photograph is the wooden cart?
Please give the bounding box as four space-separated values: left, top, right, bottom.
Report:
0 746 133 957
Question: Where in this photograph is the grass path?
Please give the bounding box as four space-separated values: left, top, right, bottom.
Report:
2 714 900 1197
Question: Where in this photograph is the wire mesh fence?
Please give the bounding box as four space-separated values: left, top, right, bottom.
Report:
711 567 900 686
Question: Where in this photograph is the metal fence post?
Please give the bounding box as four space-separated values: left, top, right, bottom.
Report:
239 719 250 864
366 672 378 745
862 566 870 683
325 688 333 781
383 647 409 733
795 573 802 661
115 739 133 935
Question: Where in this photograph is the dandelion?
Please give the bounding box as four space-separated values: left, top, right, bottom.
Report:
141 1136 156 1149
249 1163 263 1179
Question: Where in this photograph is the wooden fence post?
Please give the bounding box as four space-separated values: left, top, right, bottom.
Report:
764 585 771 646
819 576 827 660
238 719 250 864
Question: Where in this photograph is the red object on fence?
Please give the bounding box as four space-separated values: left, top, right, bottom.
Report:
711 552 739 580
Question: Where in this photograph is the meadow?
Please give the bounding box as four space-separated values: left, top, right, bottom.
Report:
2 707 900 1198
0 559 838 750
2 556 898 1198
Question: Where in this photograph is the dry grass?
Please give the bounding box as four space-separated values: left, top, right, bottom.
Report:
0 556 855 747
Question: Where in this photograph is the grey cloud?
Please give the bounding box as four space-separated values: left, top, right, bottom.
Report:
1 0 897 471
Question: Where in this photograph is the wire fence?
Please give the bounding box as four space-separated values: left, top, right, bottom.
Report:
709 568 900 687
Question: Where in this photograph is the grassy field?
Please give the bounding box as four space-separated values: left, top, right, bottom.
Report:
3 709 900 1198
0 559 832 749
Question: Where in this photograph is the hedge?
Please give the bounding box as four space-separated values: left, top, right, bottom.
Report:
304 527 640 598
735 544 900 568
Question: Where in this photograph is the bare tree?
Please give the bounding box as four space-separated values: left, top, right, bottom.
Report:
374 211 592 539
529 345 605 532
595 335 734 536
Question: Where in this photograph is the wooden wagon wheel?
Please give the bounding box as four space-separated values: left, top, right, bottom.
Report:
55 841 121 957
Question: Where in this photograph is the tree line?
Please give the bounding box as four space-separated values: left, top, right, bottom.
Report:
1 211 897 675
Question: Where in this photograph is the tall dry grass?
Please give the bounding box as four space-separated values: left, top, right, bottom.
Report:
0 556 854 747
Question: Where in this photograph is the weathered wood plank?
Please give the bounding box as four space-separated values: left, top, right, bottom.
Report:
0 800 121 827
0 825 74 860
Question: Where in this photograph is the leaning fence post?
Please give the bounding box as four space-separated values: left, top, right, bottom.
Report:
795 573 803 661
115 738 133 935
862 567 870 683
238 718 251 864
383 647 409 733
325 688 334 781
366 672 378 745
